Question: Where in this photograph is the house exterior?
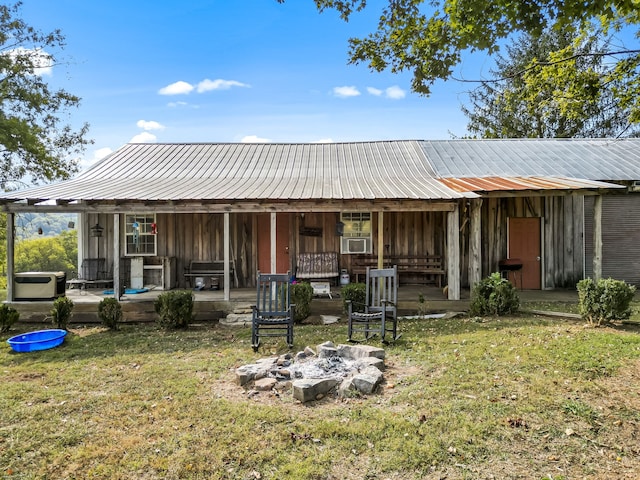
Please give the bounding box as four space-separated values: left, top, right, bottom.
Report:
1 139 639 301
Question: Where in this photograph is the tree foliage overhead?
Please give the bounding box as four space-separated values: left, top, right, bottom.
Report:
288 0 640 125
463 25 639 138
0 2 91 189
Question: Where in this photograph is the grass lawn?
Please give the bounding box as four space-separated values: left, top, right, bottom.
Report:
2 312 640 479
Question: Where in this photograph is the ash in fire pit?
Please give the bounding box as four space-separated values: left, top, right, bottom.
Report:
236 341 386 402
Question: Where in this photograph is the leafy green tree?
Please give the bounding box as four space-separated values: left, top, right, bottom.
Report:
0 2 91 189
14 231 77 277
463 26 638 138
289 0 640 125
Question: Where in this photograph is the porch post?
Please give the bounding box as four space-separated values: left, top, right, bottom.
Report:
223 212 230 301
592 194 602 281
468 199 482 290
377 211 384 269
447 204 460 300
270 212 277 273
77 211 86 274
6 213 14 302
113 213 121 299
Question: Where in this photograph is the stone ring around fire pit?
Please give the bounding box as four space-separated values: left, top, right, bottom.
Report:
235 342 386 403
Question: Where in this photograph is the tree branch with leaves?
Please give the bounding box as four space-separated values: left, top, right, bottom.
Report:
0 2 91 190
282 0 640 126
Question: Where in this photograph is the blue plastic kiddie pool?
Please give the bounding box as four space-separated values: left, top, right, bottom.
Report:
7 329 67 352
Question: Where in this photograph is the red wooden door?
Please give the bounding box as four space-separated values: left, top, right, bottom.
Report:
508 217 541 289
257 214 290 274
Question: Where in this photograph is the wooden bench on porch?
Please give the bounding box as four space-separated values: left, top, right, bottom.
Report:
184 261 235 290
351 254 446 287
295 252 340 282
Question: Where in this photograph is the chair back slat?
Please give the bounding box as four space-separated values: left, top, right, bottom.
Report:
366 266 398 310
255 272 290 316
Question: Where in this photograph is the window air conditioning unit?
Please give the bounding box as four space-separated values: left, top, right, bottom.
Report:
630 180 640 192
343 238 368 254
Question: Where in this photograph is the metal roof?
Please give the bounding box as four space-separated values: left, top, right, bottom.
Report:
420 138 640 181
0 139 636 204
0 141 469 202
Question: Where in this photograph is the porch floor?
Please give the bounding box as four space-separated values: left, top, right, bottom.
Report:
9 283 580 325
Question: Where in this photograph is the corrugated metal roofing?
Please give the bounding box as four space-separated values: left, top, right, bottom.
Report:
420 138 640 180
439 176 623 192
0 139 637 204
0 141 467 202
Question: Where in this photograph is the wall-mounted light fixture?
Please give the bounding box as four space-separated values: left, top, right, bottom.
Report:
90 223 104 238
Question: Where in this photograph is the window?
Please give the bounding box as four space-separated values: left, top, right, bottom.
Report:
340 212 372 254
125 214 157 256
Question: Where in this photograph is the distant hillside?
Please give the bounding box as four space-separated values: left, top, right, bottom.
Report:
14 213 78 240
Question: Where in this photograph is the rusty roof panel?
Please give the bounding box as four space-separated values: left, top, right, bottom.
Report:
439 176 624 193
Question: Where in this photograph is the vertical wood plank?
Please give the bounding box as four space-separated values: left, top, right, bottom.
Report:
447 205 460 300
224 212 230 300
469 199 482 290
270 212 277 274
113 213 120 299
593 195 602 281
377 211 384 268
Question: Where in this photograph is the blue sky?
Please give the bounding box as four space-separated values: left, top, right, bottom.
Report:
21 1 483 170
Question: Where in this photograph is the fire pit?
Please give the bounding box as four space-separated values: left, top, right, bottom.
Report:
236 342 386 402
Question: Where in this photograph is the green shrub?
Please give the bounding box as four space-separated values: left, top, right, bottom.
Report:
469 272 519 316
291 282 313 323
98 298 122 330
577 277 636 326
342 282 366 314
51 296 74 330
154 290 194 329
0 304 19 333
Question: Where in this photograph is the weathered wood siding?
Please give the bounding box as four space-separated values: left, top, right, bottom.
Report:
83 197 586 290
585 194 640 285
468 195 584 289
85 213 257 288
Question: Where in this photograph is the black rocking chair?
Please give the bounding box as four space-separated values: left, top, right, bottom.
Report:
251 271 295 351
347 265 399 343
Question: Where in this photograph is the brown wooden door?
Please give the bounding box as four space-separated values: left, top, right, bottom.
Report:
257 213 290 274
508 217 541 289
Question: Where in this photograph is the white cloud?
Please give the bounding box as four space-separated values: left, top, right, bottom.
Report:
79 147 112 171
197 78 250 93
93 147 113 160
312 138 334 143
4 47 53 76
136 120 165 131
130 131 157 143
241 135 271 143
167 101 189 108
385 86 406 99
367 87 383 96
158 81 194 95
333 86 361 98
